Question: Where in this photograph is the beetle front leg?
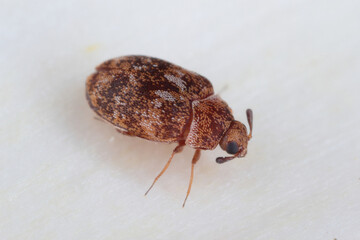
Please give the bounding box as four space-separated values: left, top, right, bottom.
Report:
144 141 185 196
182 149 201 207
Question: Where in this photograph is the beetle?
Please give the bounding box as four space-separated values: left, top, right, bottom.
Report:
86 55 253 207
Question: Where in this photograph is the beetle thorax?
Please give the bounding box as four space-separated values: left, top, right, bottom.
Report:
185 95 234 150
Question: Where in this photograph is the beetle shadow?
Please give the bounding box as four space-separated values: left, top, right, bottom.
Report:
58 80 198 195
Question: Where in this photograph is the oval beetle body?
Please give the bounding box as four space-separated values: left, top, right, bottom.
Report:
86 55 253 207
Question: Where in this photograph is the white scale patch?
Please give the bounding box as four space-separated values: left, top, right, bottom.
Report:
164 74 187 91
176 70 185 77
114 96 126 106
133 65 148 70
139 111 163 137
151 112 161 123
154 90 176 102
153 99 162 108
133 65 142 70
139 119 156 137
129 74 136 84
96 75 113 99
113 110 120 119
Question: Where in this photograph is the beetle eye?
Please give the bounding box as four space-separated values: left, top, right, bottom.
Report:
226 141 239 154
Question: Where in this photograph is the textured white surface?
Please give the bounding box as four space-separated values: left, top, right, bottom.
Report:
1 0 360 239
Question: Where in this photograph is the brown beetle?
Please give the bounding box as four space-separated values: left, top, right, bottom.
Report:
86 55 253 207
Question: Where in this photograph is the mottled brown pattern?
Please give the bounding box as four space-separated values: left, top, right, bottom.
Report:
86 55 214 143
186 95 234 150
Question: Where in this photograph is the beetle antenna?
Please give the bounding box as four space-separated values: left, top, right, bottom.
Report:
246 109 253 140
216 150 242 164
216 155 236 164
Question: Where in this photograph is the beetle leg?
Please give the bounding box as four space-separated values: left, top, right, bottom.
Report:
145 141 185 196
182 149 201 207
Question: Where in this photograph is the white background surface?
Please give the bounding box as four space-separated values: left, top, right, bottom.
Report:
1 0 360 239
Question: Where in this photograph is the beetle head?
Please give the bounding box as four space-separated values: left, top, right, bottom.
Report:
216 109 253 164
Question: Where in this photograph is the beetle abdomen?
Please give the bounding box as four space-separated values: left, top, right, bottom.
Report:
86 56 215 142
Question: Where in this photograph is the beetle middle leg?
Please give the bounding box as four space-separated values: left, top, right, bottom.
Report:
145 141 185 196
182 149 201 207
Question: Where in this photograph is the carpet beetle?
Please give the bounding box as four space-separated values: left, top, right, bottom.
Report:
86 55 253 207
